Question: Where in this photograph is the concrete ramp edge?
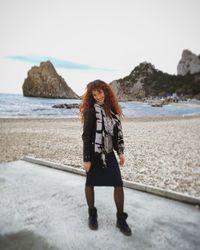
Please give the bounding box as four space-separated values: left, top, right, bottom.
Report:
23 156 200 206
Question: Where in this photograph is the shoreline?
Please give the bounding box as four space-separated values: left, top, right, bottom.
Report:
1 96 200 119
1 113 200 122
1 115 200 198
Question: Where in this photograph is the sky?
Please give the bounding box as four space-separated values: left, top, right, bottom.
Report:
0 0 200 96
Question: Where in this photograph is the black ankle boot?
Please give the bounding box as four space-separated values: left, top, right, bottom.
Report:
116 212 132 236
88 207 98 230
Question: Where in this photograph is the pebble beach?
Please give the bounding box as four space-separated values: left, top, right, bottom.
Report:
1 115 200 198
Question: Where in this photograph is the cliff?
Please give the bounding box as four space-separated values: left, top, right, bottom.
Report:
110 59 200 101
22 61 79 99
177 49 200 76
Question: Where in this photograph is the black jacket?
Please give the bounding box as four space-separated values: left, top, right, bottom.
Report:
82 108 96 162
82 107 124 162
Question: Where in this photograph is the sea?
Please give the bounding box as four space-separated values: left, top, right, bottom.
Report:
1 93 200 118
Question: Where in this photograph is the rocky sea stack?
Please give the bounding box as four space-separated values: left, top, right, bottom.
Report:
110 51 200 101
22 61 79 99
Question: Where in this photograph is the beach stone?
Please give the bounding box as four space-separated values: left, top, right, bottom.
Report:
22 61 79 99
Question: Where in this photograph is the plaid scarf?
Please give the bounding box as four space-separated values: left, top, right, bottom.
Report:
94 103 124 167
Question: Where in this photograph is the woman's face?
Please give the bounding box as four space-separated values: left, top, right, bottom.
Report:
92 89 105 104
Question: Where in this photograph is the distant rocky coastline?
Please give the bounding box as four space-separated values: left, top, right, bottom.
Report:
22 50 200 102
22 61 79 99
110 50 200 101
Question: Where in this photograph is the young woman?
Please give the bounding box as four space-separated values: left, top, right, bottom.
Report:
80 79 132 236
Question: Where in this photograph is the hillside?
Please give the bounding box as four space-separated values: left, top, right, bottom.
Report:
110 61 200 101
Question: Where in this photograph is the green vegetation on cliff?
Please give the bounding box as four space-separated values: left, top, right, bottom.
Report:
112 62 200 100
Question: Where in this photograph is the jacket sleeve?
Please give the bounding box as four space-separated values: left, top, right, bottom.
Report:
82 108 95 162
113 119 125 155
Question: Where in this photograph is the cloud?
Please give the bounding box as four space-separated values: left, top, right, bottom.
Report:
6 55 116 71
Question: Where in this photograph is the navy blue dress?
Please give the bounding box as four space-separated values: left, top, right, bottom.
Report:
86 151 123 187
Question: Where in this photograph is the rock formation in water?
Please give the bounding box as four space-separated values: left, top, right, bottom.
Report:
22 61 79 99
52 103 80 109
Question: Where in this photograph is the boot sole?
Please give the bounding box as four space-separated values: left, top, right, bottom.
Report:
117 223 132 236
89 221 98 230
89 225 98 230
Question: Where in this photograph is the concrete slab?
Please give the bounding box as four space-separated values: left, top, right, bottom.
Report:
23 156 200 205
0 160 200 250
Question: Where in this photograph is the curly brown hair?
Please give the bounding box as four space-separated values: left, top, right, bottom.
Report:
80 79 122 122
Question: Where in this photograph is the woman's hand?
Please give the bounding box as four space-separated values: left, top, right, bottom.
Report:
83 161 92 172
119 153 125 167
